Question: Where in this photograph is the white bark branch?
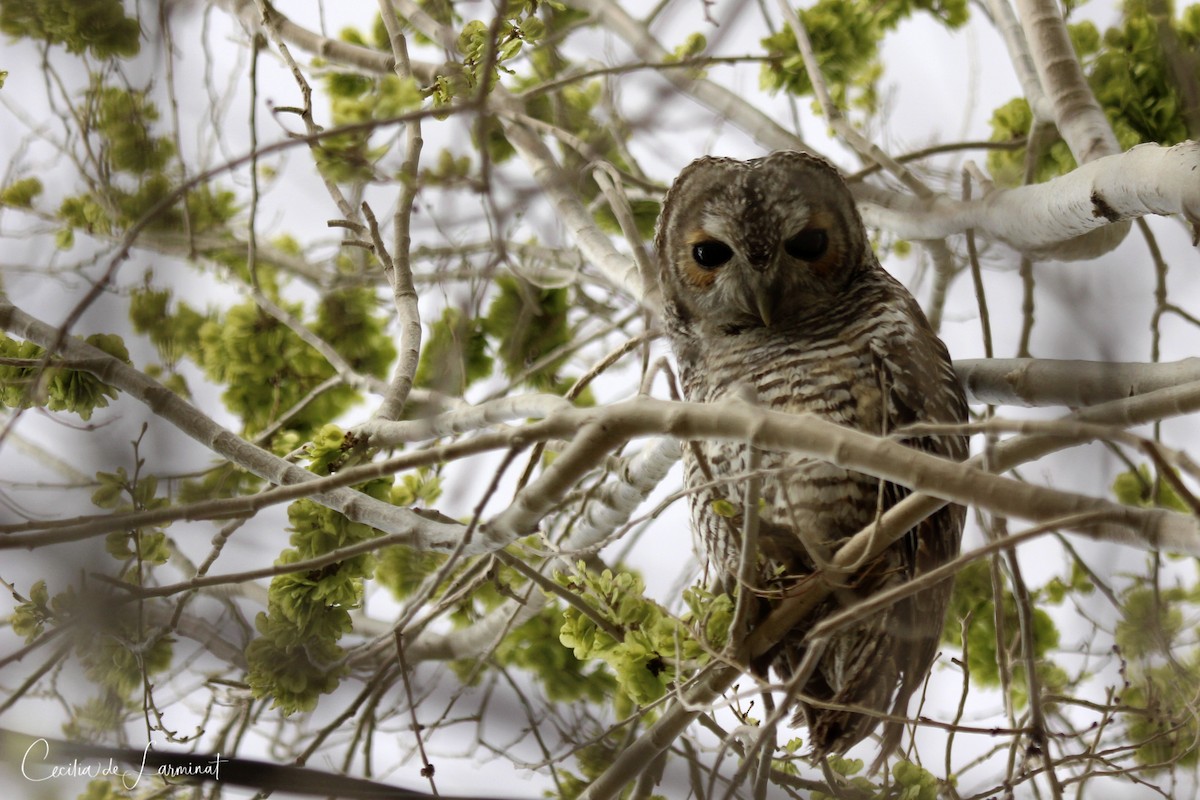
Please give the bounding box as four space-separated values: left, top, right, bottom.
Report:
1015 0 1120 164
500 115 650 304
214 0 437 81
356 394 573 445
10 296 1199 560
986 0 1054 122
857 141 1200 258
955 357 1200 407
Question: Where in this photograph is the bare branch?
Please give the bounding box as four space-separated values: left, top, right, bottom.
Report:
858 141 1200 258
955 357 1200 407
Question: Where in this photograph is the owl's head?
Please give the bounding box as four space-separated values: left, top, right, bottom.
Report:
654 151 871 337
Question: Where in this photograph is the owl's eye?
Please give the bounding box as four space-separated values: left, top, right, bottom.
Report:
784 229 829 261
691 241 733 269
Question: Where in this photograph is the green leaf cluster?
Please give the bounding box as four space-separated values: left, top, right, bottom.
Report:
327 63 423 126
413 307 493 395
319 54 426 182
1089 2 1200 146
1122 655 1200 768
128 285 205 367
10 580 173 702
493 600 618 704
130 284 394 441
761 0 968 111
944 560 1061 706
556 566 732 708
989 4 1200 185
0 176 43 208
382 535 621 706
373 471 449 598
9 579 55 643
986 97 1079 185
89 85 175 174
245 477 392 714
664 32 708 64
1112 463 1192 512
593 198 662 241
457 5 547 91
483 275 572 392
1110 571 1200 767
808 759 943 799
92 467 171 571
419 148 474 187
0 0 140 59
478 4 631 179
0 332 128 420
554 739 628 800
1116 584 1188 658
413 276 581 397
51 83 236 246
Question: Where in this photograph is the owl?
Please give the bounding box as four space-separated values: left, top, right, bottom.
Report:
655 151 969 762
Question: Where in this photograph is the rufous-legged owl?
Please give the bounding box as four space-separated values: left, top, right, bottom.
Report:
655 151 969 761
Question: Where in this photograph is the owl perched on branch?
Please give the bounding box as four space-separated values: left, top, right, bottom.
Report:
655 151 969 761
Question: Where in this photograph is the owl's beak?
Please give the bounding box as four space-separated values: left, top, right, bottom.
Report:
753 285 775 327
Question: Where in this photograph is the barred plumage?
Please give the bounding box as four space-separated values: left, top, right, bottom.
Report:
655 152 968 762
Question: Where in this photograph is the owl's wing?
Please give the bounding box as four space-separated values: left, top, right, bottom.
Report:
869 329 969 764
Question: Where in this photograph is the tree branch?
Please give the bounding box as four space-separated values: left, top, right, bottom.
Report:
0 299 469 550
857 141 1200 258
955 357 1200 407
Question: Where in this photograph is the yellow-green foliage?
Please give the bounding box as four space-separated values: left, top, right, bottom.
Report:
761 0 968 111
944 560 1061 707
1122 655 1200 769
185 287 394 439
556 566 733 708
594 198 662 241
10 580 173 701
245 475 393 714
483 275 573 392
91 467 171 573
0 0 140 59
1112 463 1192 513
89 86 175 174
807 758 944 799
1113 577 1200 767
989 3 1200 185
0 333 128 420
0 176 42 208
413 307 493 395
